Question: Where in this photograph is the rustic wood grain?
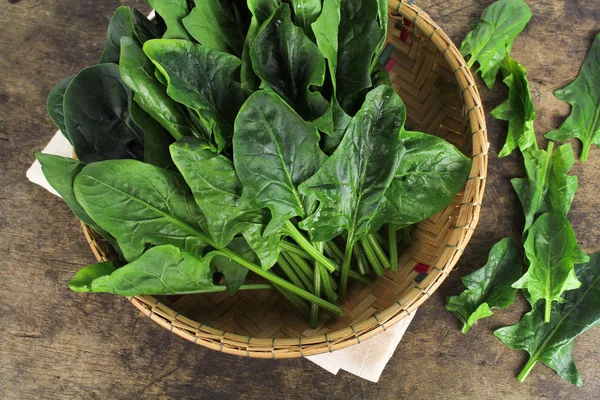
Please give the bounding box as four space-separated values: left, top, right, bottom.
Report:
1 0 599 398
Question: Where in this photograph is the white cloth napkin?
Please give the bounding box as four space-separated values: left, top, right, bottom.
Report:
27 130 417 382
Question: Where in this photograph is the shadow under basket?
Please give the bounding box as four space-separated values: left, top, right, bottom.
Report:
82 0 488 359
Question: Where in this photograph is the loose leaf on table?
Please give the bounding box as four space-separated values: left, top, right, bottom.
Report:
290 0 321 38
460 0 532 89
512 212 589 322
146 0 192 40
132 8 165 44
512 143 578 232
63 63 144 163
183 0 246 57
144 39 249 151
119 37 196 140
46 75 74 141
233 90 326 235
73 159 207 262
492 56 537 157
382 130 472 228
129 102 174 169
171 137 281 268
495 252 600 386
99 6 135 64
250 4 328 120
446 238 522 333
545 33 600 162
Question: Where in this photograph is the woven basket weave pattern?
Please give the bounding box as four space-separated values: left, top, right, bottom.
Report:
82 0 487 359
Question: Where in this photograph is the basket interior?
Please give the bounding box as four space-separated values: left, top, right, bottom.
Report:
152 14 471 339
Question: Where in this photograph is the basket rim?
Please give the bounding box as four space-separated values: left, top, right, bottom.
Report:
82 0 488 359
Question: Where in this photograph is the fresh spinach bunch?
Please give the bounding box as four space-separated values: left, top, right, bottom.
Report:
39 0 472 327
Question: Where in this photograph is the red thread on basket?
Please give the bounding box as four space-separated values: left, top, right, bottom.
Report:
400 19 412 43
413 263 430 274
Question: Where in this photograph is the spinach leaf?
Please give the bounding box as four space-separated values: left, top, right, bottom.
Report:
446 238 522 333
495 252 600 386
63 63 144 163
512 212 589 322
46 75 74 142
383 130 472 228
170 137 280 268
132 8 164 44
99 6 135 64
234 91 326 235
146 0 192 40
290 0 321 38
129 102 174 169
250 4 328 120
545 33 600 162
144 39 249 151
211 237 255 294
119 37 196 140
492 56 537 157
73 159 207 262
183 0 246 57
460 0 531 89
512 143 578 233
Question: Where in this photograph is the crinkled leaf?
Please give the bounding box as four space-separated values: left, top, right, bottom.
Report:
233 91 326 235
460 0 531 89
63 63 144 163
99 6 135 64
74 159 207 262
446 238 522 333
298 85 405 243
492 56 537 157
250 4 328 120
512 213 589 317
146 0 192 40
290 0 321 38
545 33 600 162
144 39 249 151
132 8 164 44
495 252 600 386
46 75 74 143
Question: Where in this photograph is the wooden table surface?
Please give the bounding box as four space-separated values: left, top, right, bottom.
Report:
1 0 600 398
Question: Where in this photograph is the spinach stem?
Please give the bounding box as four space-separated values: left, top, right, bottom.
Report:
403 226 412 245
324 240 344 264
581 141 591 162
310 242 324 328
339 237 355 302
280 241 312 260
544 300 552 323
278 255 308 291
388 224 399 272
283 221 337 273
284 252 314 288
353 245 369 275
348 270 372 285
272 284 310 316
367 234 391 270
319 264 338 302
516 357 538 383
360 238 385 276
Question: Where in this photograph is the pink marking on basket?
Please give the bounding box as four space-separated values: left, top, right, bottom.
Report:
400 19 412 43
385 58 396 72
413 263 430 274
166 295 183 303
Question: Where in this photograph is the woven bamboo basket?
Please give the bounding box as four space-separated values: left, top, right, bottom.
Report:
81 0 487 358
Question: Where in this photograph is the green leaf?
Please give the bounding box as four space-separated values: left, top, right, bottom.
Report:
492 56 537 157
233 91 326 235
46 75 74 142
545 33 600 162
74 159 207 262
170 137 281 268
129 102 174 169
383 130 472 228
63 64 144 163
132 8 165 44
290 0 321 37
512 213 589 322
298 85 405 243
144 39 249 151
183 0 246 57
446 238 522 333
99 6 135 64
511 143 578 232
211 237 255 294
250 4 328 120
146 0 192 40
460 0 532 89
69 261 118 292
371 0 389 72
495 251 600 386
119 36 196 140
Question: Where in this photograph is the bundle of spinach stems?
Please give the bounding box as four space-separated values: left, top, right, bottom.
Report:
37 0 472 330
446 0 600 387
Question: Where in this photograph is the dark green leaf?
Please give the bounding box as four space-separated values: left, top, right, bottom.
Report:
146 0 192 40
74 159 207 262
129 102 174 169
211 237 255 294
144 39 249 151
132 8 165 44
290 0 321 37
46 75 74 143
250 4 328 120
513 213 589 321
99 6 135 64
460 0 532 89
234 91 326 235
446 238 522 333
495 252 600 386
63 63 144 163
492 56 537 157
545 33 600 162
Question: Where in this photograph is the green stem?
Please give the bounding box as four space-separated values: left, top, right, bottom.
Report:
272 284 310 316
278 255 308 291
403 226 412 245
164 283 272 295
348 270 372 285
388 224 399 272
284 252 314 289
324 240 344 264
544 299 552 323
367 234 391 270
283 221 338 273
319 265 338 302
280 241 312 261
517 357 538 383
339 237 355 302
374 232 388 252
581 140 591 162
353 245 369 275
360 237 385 276
310 242 324 328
